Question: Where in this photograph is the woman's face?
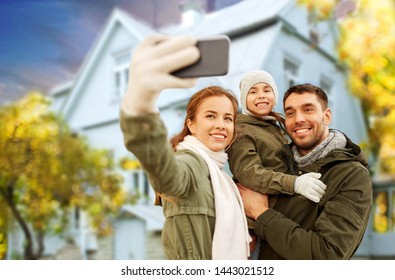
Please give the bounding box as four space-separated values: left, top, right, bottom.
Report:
187 95 235 152
246 82 275 117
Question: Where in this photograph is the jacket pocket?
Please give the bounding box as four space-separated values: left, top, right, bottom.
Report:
315 200 365 257
325 201 363 230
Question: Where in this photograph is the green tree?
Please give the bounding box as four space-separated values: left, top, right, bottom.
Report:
0 92 126 259
298 0 395 174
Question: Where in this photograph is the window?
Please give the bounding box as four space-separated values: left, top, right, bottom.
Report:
130 169 151 204
392 192 395 231
373 191 389 233
283 57 300 88
370 184 395 234
113 51 130 98
319 76 333 109
71 206 80 230
132 172 139 192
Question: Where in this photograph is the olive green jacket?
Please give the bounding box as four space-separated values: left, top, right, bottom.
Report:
120 111 215 260
255 132 372 259
227 114 296 199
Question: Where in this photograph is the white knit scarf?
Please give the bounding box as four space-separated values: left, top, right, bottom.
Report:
177 135 250 260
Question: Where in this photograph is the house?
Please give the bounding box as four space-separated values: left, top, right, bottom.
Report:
48 0 372 259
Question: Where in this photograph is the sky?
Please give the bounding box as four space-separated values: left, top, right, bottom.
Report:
1 0 104 103
0 0 191 104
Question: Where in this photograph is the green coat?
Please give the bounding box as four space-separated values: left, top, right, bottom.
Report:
120 112 215 260
227 114 296 200
255 132 372 259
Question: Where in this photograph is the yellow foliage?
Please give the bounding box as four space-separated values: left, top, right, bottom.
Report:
301 0 395 175
120 157 141 170
0 203 7 260
0 92 126 249
88 203 102 216
0 241 6 260
298 0 337 20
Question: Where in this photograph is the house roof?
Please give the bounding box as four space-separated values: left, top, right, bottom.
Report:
222 23 281 94
121 204 164 231
161 0 292 36
49 80 74 97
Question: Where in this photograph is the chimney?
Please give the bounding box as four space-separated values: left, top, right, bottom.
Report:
179 0 204 27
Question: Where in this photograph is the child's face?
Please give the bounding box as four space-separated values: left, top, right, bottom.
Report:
246 82 275 117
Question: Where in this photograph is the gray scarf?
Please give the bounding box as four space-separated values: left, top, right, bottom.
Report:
293 130 347 168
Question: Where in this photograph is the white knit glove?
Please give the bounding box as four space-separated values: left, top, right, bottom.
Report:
294 172 327 203
121 34 200 116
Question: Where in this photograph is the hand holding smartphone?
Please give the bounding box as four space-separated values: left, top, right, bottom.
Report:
171 35 230 78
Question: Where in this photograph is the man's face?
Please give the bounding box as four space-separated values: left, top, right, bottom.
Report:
284 92 332 156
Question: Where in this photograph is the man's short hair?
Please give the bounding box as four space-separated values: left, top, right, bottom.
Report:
283 83 329 110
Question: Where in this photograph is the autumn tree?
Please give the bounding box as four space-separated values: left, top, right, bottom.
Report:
0 92 126 259
0 200 7 260
298 0 395 174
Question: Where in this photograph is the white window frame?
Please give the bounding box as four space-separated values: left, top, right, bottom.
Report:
71 206 80 230
113 50 130 98
130 169 153 204
283 56 300 88
319 75 334 109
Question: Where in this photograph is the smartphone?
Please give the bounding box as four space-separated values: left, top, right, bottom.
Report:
172 35 230 78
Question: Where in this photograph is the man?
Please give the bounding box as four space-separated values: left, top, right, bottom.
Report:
238 83 372 259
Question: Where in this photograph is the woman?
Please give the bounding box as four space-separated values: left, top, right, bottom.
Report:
120 35 250 260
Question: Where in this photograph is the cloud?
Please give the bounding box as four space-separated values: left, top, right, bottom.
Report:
0 82 27 104
0 62 75 105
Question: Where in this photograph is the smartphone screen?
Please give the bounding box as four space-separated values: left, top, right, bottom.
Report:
172 35 230 78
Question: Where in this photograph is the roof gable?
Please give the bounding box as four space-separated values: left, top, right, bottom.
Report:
60 8 155 119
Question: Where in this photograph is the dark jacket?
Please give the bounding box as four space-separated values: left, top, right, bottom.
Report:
255 132 372 259
227 114 296 198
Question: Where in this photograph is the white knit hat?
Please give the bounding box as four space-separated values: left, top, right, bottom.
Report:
239 70 278 115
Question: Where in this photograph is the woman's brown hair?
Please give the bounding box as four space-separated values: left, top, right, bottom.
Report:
170 86 238 151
